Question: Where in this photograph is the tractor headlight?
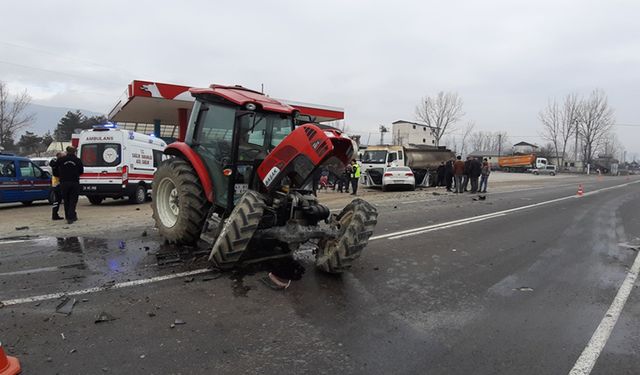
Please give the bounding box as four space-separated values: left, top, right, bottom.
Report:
245 103 257 111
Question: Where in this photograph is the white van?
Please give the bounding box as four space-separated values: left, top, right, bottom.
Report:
78 125 167 204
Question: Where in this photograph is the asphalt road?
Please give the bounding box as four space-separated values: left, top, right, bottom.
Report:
1 175 639 374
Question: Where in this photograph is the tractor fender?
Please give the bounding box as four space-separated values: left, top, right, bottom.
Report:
164 142 214 202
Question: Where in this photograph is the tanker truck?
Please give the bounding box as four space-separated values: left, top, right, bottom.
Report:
361 145 455 187
498 154 549 172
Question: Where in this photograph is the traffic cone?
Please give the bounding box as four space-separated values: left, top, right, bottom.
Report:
0 342 21 375
577 184 584 197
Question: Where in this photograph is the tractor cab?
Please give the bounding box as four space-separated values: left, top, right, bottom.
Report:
185 92 296 210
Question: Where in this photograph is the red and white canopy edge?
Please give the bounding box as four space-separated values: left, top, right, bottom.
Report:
107 80 344 141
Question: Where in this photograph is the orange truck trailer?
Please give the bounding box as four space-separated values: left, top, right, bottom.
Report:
498 154 549 172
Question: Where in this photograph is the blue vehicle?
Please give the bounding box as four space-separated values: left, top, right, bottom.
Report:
0 152 53 205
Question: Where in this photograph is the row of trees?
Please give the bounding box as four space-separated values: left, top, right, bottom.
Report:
539 89 620 167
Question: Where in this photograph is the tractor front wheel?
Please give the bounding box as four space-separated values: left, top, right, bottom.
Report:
152 158 208 244
315 199 378 274
209 190 265 269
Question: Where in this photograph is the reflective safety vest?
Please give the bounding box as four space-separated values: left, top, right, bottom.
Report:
352 163 361 178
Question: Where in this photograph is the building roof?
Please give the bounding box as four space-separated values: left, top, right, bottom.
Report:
392 120 437 129
513 141 538 148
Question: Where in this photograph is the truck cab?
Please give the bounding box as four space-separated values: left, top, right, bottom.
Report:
361 146 406 186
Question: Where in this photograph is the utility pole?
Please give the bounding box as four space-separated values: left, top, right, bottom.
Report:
498 134 502 157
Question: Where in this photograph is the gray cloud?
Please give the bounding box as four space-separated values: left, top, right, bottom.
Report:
1 0 639 155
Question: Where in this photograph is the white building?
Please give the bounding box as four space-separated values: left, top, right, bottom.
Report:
391 120 437 146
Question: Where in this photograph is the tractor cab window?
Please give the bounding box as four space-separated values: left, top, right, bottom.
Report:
269 115 293 149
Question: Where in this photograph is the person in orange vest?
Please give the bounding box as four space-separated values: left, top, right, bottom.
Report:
49 151 65 220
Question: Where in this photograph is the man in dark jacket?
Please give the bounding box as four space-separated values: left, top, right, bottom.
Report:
462 157 471 192
444 159 454 192
436 162 445 187
469 157 482 193
58 146 84 224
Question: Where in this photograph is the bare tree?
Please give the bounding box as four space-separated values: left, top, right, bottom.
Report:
469 130 509 154
539 98 562 166
415 91 464 147
0 81 35 149
600 131 624 161
560 94 579 166
442 121 474 155
576 89 615 167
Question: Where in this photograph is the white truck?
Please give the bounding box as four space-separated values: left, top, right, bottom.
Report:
77 124 167 204
361 145 455 188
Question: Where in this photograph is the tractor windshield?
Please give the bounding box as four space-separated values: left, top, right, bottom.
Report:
192 100 293 209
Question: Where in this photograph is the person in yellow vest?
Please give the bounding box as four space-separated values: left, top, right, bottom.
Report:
49 151 65 220
350 159 361 195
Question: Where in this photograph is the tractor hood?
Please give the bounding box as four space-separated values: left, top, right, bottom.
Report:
256 124 355 192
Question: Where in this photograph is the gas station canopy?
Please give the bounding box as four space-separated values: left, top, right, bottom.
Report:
109 80 344 127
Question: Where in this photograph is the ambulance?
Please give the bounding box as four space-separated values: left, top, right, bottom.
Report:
78 124 167 204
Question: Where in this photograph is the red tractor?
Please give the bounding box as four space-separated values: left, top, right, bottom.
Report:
151 84 377 273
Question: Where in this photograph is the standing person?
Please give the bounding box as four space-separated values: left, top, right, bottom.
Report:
469 157 482 193
340 164 352 193
350 159 361 195
480 158 491 193
444 159 454 192
462 157 471 192
49 151 65 220
453 156 465 193
58 146 84 224
436 162 445 188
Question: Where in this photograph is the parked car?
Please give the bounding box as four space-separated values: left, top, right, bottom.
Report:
30 157 53 174
530 165 557 176
0 152 53 205
382 166 415 191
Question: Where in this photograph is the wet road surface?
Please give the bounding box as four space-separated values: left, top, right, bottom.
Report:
1 176 639 374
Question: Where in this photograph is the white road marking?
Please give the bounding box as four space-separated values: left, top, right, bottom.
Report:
568 247 640 375
369 180 640 242
0 266 59 276
0 237 48 245
0 268 212 307
388 213 506 240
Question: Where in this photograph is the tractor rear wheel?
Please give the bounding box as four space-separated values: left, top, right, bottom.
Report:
152 158 208 244
209 190 265 269
315 198 378 274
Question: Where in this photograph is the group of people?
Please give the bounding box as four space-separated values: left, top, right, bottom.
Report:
436 156 491 194
313 159 361 196
50 146 84 224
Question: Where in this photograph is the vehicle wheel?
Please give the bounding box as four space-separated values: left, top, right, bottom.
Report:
129 184 147 204
152 158 209 245
209 190 265 269
315 198 378 274
382 185 388 192
409 184 416 191
87 195 104 205
21 201 33 206
550 172 556 176
533 171 539 175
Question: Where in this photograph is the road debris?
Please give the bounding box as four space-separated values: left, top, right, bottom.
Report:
55 297 77 315
174 319 186 325
514 287 534 292
15 226 29 231
94 311 117 324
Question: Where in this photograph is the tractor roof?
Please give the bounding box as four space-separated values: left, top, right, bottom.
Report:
189 84 295 114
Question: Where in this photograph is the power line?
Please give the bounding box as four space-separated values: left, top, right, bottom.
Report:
0 60 121 88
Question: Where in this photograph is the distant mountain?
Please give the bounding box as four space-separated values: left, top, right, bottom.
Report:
19 103 104 136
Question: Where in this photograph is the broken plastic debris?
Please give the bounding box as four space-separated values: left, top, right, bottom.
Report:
55 297 77 315
174 319 186 325
94 311 117 324
514 287 534 292
15 226 29 231
118 240 126 249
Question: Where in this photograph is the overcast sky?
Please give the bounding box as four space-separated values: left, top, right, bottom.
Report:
1 0 639 157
